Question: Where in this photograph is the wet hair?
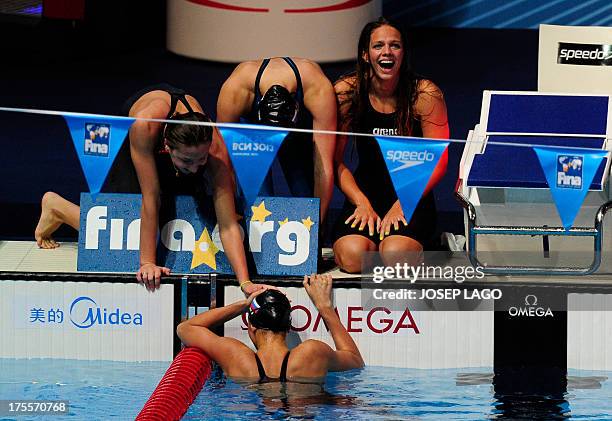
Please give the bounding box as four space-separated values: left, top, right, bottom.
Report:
163 112 213 149
248 290 292 333
257 85 300 127
337 17 419 136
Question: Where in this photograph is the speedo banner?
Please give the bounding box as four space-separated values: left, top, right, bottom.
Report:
77 194 319 276
376 136 449 224
64 115 134 197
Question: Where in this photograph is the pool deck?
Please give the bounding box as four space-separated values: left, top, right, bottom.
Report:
1 240 611 287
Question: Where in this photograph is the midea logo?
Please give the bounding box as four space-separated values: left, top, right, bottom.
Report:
187 0 372 13
508 294 553 318
69 296 143 329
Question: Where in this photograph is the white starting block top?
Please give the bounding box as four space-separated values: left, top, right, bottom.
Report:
464 91 612 191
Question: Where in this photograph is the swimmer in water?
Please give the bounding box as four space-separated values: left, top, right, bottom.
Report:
177 274 364 385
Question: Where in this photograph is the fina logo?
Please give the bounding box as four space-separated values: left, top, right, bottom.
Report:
508 294 553 318
187 0 372 13
83 123 110 157
557 155 583 189
69 296 143 329
386 149 435 173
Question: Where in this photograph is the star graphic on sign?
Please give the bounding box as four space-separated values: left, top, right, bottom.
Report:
279 218 289 226
251 201 272 222
191 228 219 270
301 216 315 231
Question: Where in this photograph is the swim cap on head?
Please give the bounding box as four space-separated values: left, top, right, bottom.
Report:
257 85 299 127
248 290 291 332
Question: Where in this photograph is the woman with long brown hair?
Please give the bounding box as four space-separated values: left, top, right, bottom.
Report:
333 17 449 273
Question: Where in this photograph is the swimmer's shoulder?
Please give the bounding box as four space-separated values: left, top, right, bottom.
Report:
288 339 334 377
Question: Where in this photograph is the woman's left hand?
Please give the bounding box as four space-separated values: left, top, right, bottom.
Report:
379 201 408 241
245 288 267 306
241 282 279 297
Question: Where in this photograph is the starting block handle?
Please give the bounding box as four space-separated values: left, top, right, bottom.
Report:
455 178 611 276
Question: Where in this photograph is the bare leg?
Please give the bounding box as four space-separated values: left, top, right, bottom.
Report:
333 235 377 274
379 236 424 268
35 192 80 249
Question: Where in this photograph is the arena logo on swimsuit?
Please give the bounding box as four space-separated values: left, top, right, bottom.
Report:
187 0 372 13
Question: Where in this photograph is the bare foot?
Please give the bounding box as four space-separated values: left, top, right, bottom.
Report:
35 192 63 249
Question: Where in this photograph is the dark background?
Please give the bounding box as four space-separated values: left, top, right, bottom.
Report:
0 1 540 244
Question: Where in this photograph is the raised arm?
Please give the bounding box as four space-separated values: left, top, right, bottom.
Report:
129 107 170 290
176 291 264 375
303 64 336 223
303 274 364 371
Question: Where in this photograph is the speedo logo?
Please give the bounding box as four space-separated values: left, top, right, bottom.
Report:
557 43 612 66
386 150 435 173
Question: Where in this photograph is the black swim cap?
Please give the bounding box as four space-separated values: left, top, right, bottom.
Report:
257 85 299 127
248 290 292 332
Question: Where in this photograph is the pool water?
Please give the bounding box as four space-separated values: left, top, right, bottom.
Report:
1 359 611 420
0 359 168 420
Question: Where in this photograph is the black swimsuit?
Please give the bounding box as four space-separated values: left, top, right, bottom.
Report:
333 99 437 247
245 58 314 198
102 84 207 197
254 351 291 383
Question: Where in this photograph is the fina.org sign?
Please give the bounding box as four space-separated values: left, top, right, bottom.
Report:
78 194 319 275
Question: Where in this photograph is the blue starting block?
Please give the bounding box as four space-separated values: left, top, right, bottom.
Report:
456 91 612 275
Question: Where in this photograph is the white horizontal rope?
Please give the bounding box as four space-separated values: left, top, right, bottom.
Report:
0 105 609 153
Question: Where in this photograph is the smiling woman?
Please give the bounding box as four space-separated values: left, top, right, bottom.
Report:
332 17 450 274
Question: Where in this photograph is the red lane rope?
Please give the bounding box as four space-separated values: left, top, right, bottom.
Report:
136 347 212 421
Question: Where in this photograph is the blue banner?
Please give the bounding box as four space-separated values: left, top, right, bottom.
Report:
77 194 319 276
64 115 134 197
219 125 288 206
533 147 608 229
376 136 449 223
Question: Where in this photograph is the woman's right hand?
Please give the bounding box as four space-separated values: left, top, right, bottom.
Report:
303 274 333 310
137 263 171 291
345 201 380 237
